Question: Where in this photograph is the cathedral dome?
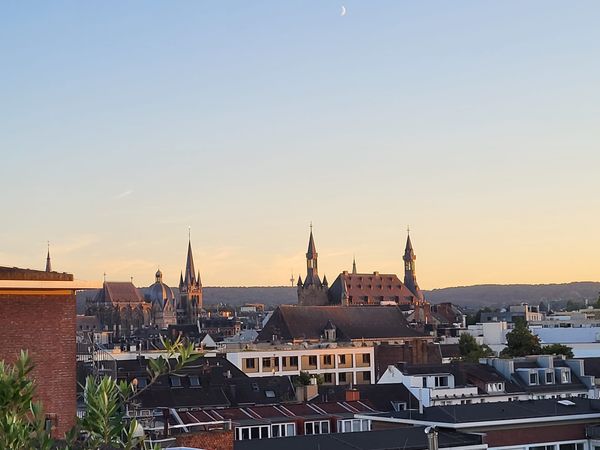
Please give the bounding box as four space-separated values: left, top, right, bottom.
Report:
147 269 176 304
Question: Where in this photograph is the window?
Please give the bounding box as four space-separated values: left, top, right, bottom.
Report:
244 358 256 370
235 425 270 440
561 371 571 383
339 372 347 383
189 375 200 387
338 419 370 433
529 373 538 385
272 423 295 438
308 355 317 366
265 390 275 398
305 420 330 435
435 376 449 387
362 354 370 364
324 355 333 365
546 372 554 384
531 445 556 450
559 443 584 450
263 357 271 368
323 373 333 384
422 377 428 387
290 356 298 367
362 371 371 382
339 355 347 365
169 376 181 387
136 378 148 389
391 401 406 412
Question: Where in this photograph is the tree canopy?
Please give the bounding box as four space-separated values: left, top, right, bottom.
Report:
500 319 541 357
458 333 494 362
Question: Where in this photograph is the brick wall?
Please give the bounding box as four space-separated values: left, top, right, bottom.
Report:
175 430 234 450
484 423 587 447
0 293 76 438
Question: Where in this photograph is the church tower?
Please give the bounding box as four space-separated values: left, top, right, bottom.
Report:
403 230 423 302
45 242 52 272
297 225 329 306
178 233 202 324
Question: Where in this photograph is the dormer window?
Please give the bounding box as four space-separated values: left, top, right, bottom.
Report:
561 371 571 383
546 372 554 384
170 376 182 387
529 373 538 385
189 375 201 387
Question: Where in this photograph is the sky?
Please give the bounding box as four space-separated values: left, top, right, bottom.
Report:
1 1 599 288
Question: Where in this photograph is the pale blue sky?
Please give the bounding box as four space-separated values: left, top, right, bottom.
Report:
1 2 599 287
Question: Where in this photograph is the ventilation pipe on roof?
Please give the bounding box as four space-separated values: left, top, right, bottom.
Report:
425 426 439 450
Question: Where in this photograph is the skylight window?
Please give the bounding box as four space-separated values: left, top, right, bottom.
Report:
265 390 276 398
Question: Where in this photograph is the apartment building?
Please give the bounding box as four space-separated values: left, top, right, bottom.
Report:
226 344 375 386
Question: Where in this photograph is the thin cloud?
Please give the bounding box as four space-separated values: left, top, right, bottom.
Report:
114 190 133 199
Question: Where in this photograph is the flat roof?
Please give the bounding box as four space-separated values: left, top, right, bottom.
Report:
234 426 484 450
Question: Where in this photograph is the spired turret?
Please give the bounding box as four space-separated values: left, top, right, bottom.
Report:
297 224 329 306
177 232 203 324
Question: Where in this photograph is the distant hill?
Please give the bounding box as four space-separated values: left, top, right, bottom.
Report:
203 286 297 308
76 282 600 315
424 282 600 310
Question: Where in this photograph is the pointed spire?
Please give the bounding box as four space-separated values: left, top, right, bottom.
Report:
297 275 303 286
179 271 184 287
306 223 317 259
184 232 196 286
405 226 414 253
322 274 328 286
45 241 52 272
352 255 357 274
197 270 202 287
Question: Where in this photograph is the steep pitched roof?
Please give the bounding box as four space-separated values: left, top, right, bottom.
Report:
306 229 317 259
94 282 143 306
329 272 416 305
257 306 425 342
184 238 196 286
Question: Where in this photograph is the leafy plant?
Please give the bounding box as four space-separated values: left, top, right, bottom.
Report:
1 336 199 450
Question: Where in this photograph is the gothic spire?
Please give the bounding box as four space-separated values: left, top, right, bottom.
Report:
45 241 52 272
179 271 184 287
297 275 303 286
352 255 357 274
184 234 196 286
306 223 317 259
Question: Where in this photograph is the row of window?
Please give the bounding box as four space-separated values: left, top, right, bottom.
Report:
244 354 370 370
235 419 371 440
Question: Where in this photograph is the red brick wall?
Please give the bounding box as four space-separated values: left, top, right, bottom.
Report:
0 293 76 438
484 423 587 447
176 430 234 450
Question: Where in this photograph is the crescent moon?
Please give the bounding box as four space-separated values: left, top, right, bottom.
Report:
341 5 347 16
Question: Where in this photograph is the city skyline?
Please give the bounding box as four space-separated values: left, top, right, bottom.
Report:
2 2 600 287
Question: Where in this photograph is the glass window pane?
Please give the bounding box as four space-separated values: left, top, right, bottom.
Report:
322 421 330 434
287 423 295 436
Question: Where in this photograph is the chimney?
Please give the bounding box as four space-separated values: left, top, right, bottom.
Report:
345 388 360 402
425 426 439 450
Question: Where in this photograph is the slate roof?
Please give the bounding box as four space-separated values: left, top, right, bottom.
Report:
234 426 484 450
257 305 426 342
380 397 600 424
315 383 417 412
94 282 144 306
113 356 295 409
329 272 416 305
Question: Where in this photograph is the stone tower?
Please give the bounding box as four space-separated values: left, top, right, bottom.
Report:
403 231 423 302
297 226 329 306
178 235 202 324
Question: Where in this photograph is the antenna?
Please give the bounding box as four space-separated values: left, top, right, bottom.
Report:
290 271 294 287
